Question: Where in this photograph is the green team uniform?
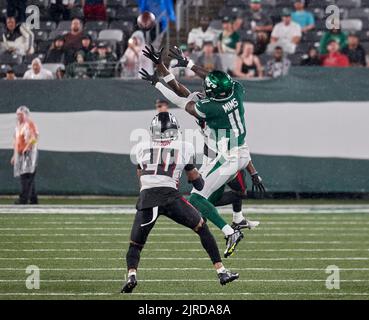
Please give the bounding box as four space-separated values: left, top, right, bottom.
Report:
194 81 247 152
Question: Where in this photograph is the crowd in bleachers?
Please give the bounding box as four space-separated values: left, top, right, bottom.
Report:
1 0 369 80
185 0 369 79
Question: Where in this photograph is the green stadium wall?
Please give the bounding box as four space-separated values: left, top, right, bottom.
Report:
1 67 369 195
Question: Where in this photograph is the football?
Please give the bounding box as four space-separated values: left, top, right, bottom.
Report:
137 11 156 31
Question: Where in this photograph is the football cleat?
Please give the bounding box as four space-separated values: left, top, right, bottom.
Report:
218 269 239 285
224 230 244 258
121 274 137 293
232 218 260 230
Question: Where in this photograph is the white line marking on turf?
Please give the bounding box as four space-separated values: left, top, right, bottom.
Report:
1 204 369 214
0 241 367 245
0 257 368 261
1 267 369 271
0 292 369 297
1 279 369 283
0 248 368 252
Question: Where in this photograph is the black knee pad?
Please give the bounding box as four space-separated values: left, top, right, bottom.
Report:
126 242 143 270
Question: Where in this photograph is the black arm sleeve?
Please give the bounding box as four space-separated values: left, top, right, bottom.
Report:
191 176 204 191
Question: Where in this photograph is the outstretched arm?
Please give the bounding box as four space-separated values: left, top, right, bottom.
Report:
168 46 210 80
142 45 191 98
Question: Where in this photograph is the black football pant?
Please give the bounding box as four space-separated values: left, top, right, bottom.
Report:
19 172 38 204
126 196 222 270
215 170 247 213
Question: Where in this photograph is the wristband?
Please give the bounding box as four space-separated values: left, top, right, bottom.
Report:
251 172 258 176
187 59 195 69
163 73 175 83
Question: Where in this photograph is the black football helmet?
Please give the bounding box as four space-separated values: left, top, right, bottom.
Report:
150 112 180 141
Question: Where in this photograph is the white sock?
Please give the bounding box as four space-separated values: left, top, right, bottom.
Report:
128 271 136 277
222 224 234 236
233 211 245 224
216 266 226 274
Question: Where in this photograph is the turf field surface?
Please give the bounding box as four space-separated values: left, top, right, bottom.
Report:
0 205 369 300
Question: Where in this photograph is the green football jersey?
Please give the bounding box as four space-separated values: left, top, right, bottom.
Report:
194 81 246 151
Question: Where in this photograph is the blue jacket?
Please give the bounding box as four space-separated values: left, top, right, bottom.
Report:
137 0 176 30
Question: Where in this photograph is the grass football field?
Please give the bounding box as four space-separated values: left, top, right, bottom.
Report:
0 204 369 300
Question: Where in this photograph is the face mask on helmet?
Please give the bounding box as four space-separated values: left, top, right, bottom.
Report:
203 71 234 99
150 112 180 142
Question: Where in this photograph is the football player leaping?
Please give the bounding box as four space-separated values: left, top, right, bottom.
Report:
140 45 265 258
121 112 239 293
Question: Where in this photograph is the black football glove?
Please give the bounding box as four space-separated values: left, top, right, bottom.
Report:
168 46 189 68
142 44 164 65
139 68 159 86
251 172 266 198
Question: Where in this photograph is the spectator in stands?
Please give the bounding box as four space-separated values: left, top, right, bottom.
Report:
1 16 34 57
49 0 75 23
194 41 222 72
92 42 117 77
268 8 302 55
218 16 241 54
266 46 291 78
187 16 219 52
120 30 153 78
82 0 107 21
321 40 350 68
45 36 66 64
233 41 263 79
56 66 66 79
64 19 84 64
66 51 90 79
300 47 320 66
169 44 195 78
93 42 116 62
23 58 54 79
6 0 27 23
236 0 273 55
80 35 96 62
291 0 315 34
342 34 367 67
10 106 39 205
320 28 348 55
5 67 17 80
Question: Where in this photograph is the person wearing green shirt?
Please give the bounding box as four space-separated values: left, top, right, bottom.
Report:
218 16 241 54
320 28 348 54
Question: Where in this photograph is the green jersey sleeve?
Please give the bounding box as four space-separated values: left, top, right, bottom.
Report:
194 98 212 119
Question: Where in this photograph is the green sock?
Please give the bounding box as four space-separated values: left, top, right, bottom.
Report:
189 193 228 230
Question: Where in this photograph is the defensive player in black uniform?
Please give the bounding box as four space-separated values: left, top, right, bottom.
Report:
121 112 239 293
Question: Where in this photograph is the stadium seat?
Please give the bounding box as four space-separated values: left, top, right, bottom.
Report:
85 30 98 41
239 29 253 41
109 20 134 35
296 42 312 54
336 0 361 9
12 63 29 77
348 7 369 19
303 30 323 42
219 53 237 73
363 0 369 6
312 8 325 20
262 0 277 8
122 0 138 7
288 53 303 66
362 41 369 52
42 63 65 76
0 53 22 65
218 6 243 19
70 7 84 20
37 40 52 54
209 19 222 30
34 30 49 42
225 0 246 7
258 53 271 66
116 6 139 19
40 21 57 31
24 53 46 64
98 29 124 42
57 21 72 31
106 7 117 20
308 0 335 9
48 29 69 40
85 21 109 31
27 0 49 8
341 19 363 32
107 0 124 7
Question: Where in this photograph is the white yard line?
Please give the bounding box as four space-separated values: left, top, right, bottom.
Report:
1 267 369 271
1 204 369 214
0 257 368 261
0 248 368 252
0 292 368 297
1 279 369 283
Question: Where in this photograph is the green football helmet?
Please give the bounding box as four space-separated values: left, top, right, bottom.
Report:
203 70 234 99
